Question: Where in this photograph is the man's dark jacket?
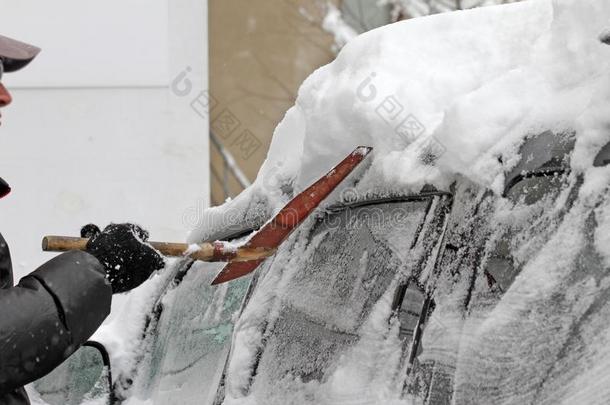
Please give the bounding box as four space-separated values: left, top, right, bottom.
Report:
0 229 112 404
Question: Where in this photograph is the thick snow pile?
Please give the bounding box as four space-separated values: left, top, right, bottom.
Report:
185 0 610 404
190 0 610 243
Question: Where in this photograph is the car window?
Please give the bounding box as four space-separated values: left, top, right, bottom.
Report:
284 200 429 331
135 242 256 404
32 343 111 405
224 194 451 401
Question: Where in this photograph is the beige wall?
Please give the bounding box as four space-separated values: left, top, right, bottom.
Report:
209 0 338 205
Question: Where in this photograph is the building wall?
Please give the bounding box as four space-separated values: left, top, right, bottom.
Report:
208 0 338 205
0 0 209 279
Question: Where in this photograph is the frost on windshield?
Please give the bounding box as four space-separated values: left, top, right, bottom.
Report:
220 196 451 404
132 261 252 404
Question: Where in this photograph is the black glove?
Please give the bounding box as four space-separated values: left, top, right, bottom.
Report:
82 223 165 293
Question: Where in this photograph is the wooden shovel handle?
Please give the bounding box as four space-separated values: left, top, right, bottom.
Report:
42 236 276 263
42 236 89 252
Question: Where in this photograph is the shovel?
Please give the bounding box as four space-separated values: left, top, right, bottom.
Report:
42 146 373 285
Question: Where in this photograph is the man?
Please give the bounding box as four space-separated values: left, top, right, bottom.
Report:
0 34 165 404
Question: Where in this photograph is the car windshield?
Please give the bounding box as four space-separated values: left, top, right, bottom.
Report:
228 194 451 401
285 200 430 332
134 258 253 403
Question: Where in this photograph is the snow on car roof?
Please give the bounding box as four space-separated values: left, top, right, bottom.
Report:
191 0 610 245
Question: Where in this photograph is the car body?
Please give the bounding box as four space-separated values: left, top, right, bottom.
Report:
33 128 610 405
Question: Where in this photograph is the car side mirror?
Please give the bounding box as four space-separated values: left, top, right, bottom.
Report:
32 341 113 405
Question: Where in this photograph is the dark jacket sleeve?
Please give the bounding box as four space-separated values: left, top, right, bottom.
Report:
0 251 112 393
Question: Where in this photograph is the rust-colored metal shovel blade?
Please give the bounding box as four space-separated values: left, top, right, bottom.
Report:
211 260 264 285
211 146 373 285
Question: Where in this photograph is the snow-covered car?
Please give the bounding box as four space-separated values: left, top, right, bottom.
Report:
32 0 610 404
32 128 610 405
205 130 610 405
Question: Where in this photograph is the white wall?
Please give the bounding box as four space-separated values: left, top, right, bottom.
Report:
0 0 170 87
0 0 209 279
